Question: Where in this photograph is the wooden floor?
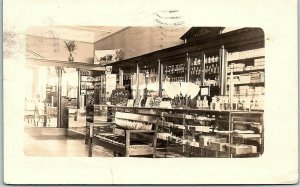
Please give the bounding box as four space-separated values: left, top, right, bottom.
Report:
24 132 113 157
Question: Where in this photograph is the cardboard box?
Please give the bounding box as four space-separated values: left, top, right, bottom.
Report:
199 136 217 147
228 144 257 155
210 141 229 152
214 138 227 143
194 126 211 133
239 74 251 83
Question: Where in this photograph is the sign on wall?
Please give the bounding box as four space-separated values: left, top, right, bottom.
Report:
94 49 124 65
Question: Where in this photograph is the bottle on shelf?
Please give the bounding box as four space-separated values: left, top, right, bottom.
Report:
203 96 209 108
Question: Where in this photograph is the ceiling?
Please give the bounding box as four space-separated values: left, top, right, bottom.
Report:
27 26 126 43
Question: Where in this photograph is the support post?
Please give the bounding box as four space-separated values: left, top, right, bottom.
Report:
158 59 162 97
159 63 164 97
136 64 140 99
220 46 227 95
57 67 62 127
88 123 93 157
76 68 81 109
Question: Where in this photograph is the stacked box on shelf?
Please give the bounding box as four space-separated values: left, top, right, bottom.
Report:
254 58 265 68
239 74 251 84
250 72 264 83
227 48 264 61
239 85 250 95
255 86 265 95
244 65 254 71
210 138 228 152
199 136 217 147
247 88 255 95
228 144 257 155
231 63 245 72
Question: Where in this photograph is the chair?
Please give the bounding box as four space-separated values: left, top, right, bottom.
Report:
24 101 36 126
35 102 50 127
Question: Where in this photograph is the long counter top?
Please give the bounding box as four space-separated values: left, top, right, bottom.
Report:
107 105 264 114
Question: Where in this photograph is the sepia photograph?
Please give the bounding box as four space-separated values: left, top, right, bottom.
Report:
24 26 265 158
3 0 298 185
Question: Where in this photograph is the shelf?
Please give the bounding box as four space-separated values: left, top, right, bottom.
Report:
227 56 265 64
165 73 186 77
232 94 264 96
233 82 264 86
205 73 219 77
190 64 203 67
232 121 261 125
227 69 264 75
205 61 220 65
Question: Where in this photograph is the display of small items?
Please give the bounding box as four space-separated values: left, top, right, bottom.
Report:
190 57 203 76
111 89 129 106
81 70 93 76
166 76 185 82
170 94 188 108
210 95 264 111
164 64 186 75
196 96 209 109
204 55 220 87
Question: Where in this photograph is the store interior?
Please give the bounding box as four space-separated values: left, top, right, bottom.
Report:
24 26 264 158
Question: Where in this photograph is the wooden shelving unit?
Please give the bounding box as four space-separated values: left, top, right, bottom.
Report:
99 28 265 158
80 70 106 107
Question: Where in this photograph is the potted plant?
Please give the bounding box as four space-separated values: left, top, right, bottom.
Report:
64 40 76 62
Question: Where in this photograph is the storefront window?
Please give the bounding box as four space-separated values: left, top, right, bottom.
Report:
24 66 59 127
24 66 82 128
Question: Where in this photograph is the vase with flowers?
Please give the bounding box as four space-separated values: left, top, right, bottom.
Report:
64 40 77 62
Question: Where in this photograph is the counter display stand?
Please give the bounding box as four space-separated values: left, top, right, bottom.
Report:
106 106 264 158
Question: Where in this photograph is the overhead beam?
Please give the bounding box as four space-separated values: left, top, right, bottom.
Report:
26 58 105 71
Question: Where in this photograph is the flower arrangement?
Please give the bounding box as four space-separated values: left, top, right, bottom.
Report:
64 40 77 53
64 40 76 62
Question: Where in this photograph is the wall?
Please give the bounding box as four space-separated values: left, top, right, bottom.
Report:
94 27 189 60
26 35 94 63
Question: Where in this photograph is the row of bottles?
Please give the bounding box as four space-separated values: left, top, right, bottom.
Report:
210 95 264 111
190 56 220 76
165 76 185 82
205 55 219 64
196 96 209 109
205 63 220 75
81 70 92 76
191 66 203 76
142 68 157 77
165 64 186 75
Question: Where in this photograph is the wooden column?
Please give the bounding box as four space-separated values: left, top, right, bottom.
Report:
57 67 62 127
159 63 164 97
136 64 139 99
220 46 227 95
186 53 190 82
76 68 81 109
158 59 162 97
119 68 123 87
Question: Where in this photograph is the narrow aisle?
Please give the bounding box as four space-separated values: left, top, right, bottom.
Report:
24 133 113 157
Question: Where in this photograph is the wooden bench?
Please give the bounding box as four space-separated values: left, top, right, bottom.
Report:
89 112 159 157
